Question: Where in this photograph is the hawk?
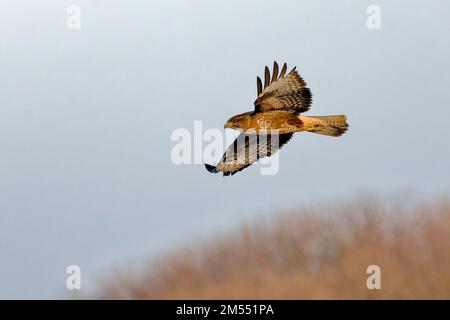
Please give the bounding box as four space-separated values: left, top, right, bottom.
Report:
205 61 348 176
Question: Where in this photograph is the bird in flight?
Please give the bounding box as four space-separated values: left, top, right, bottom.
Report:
205 61 348 176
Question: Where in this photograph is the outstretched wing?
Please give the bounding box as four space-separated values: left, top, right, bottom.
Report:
254 61 312 114
205 133 293 176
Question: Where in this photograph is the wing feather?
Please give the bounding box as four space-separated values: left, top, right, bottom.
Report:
272 61 279 84
257 76 262 96
264 66 270 88
254 62 312 114
212 132 293 176
279 62 287 79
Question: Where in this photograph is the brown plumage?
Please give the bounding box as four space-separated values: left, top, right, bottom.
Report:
205 61 349 176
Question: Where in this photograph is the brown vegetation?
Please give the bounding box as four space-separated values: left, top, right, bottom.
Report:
96 197 450 299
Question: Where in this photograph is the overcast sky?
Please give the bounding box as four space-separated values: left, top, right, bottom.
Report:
0 0 449 298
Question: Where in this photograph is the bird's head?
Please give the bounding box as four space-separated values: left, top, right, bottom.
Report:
224 112 252 131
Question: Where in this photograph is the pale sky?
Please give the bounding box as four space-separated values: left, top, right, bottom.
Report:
0 0 449 298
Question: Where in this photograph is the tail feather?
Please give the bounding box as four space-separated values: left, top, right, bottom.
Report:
299 115 348 137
